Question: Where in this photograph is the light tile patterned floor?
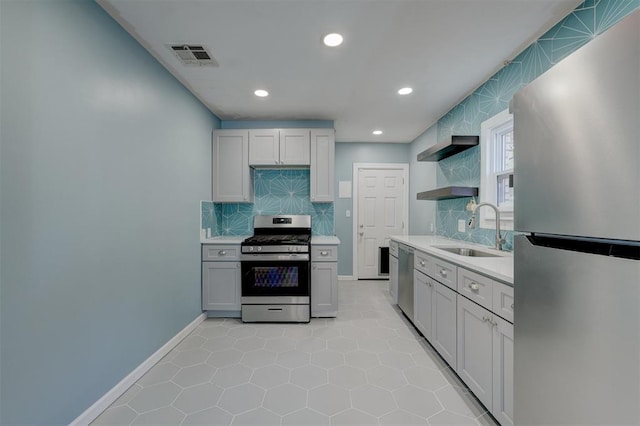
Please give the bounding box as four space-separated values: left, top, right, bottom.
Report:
93 280 498 425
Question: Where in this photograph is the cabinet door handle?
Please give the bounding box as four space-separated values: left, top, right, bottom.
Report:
510 303 514 310
420 260 425 267
219 250 227 256
440 269 447 277
469 282 479 292
320 251 329 256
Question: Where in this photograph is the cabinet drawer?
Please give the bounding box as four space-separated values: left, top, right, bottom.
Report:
202 244 241 261
492 281 514 323
414 250 433 276
432 257 457 290
389 241 399 257
457 268 493 311
311 245 338 262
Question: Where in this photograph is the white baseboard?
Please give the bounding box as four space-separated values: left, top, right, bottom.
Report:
338 275 355 281
71 313 206 426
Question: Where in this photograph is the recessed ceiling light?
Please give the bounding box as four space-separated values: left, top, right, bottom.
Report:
254 89 269 97
323 33 343 47
398 87 413 95
372 130 383 135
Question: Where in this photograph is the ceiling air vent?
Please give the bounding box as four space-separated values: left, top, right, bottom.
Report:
168 44 219 67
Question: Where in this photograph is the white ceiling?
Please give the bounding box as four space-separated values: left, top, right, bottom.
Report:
98 0 581 143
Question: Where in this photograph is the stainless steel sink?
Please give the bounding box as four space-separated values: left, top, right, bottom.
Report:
433 246 501 257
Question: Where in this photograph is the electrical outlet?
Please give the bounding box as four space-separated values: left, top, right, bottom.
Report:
458 219 466 233
346 210 351 217
429 223 434 233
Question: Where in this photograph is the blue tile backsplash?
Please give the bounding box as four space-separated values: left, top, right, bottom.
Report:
434 0 639 250
202 169 334 236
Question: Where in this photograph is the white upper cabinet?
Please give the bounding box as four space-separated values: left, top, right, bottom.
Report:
212 130 252 203
280 129 311 165
310 129 335 202
249 129 310 166
248 129 279 165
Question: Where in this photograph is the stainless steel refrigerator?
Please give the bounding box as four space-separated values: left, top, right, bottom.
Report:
511 10 640 425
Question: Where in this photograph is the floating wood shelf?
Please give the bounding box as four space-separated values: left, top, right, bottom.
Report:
417 135 479 162
417 186 478 200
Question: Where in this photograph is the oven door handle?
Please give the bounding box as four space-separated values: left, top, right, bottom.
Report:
240 253 310 262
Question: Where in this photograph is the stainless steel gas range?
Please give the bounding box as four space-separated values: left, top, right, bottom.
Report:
240 215 311 323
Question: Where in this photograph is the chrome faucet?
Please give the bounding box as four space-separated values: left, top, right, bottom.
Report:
468 202 506 251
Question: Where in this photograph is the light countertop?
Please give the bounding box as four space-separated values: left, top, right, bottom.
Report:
311 236 340 245
202 235 341 245
201 235 248 244
390 235 513 285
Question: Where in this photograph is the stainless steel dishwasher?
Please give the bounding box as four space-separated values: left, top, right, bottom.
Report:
397 244 414 320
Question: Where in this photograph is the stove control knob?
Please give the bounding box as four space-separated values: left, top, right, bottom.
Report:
249 247 254 252
288 247 293 252
257 247 262 252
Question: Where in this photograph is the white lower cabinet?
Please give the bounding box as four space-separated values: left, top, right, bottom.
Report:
202 261 241 311
457 294 514 426
414 270 457 368
311 245 338 317
393 242 514 426
413 270 434 340
431 281 457 369
202 244 242 315
456 295 494 408
492 315 514 426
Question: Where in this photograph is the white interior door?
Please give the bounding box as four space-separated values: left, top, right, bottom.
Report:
357 167 405 279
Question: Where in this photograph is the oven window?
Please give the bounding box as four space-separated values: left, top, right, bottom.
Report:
253 266 299 288
242 260 310 297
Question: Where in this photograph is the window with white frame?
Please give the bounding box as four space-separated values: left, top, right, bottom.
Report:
479 109 514 230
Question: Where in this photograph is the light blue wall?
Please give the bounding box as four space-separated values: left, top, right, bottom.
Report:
0 1 219 424
417 0 640 250
408 125 438 236
334 143 411 276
